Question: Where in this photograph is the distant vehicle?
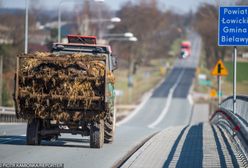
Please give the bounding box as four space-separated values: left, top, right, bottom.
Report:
180 41 191 59
14 35 117 148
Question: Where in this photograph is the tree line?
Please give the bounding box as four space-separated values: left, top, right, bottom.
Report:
110 1 184 74
194 0 248 69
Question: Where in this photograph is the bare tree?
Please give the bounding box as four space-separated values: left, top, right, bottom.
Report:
111 1 183 74
237 0 248 5
73 1 111 36
194 3 229 68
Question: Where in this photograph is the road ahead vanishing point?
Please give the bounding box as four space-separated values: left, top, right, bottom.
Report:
0 32 247 168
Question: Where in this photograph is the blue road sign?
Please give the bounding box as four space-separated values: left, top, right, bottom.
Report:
219 6 248 46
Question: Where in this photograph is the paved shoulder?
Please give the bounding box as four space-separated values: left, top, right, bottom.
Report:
190 104 209 124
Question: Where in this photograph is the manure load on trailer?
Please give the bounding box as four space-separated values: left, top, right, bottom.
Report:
16 52 109 122
14 40 117 148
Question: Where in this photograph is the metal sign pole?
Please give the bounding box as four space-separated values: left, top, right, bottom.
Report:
233 46 237 114
218 75 221 107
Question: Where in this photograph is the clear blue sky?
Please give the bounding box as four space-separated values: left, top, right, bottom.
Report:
2 0 216 13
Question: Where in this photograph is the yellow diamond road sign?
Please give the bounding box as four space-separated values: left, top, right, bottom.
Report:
211 59 228 76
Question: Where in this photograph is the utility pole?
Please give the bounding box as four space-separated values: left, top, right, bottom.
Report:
97 2 102 39
94 0 104 40
0 55 2 106
58 3 61 42
25 0 29 54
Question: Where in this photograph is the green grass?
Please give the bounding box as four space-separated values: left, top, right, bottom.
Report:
194 48 211 94
225 61 248 82
222 61 248 95
194 50 248 96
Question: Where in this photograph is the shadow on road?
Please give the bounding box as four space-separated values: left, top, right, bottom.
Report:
152 68 182 98
0 135 26 145
212 126 239 167
163 123 203 168
163 126 188 168
176 123 203 167
0 135 90 148
172 68 195 98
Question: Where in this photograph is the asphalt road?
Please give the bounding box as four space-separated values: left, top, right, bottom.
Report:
0 32 201 168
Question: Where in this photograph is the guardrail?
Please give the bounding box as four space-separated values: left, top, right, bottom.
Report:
0 105 135 123
210 95 248 159
0 106 15 114
221 96 248 123
0 106 26 123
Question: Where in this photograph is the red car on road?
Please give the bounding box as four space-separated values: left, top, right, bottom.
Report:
180 41 191 59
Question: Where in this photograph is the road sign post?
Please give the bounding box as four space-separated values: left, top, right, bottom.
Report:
218 76 221 107
233 46 237 114
218 6 248 114
211 59 228 107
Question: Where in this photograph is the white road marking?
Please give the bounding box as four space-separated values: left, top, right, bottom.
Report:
117 75 168 127
187 94 194 105
148 69 185 128
0 123 26 125
116 91 152 126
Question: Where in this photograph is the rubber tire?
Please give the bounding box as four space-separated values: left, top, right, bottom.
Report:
104 110 116 143
90 119 104 148
26 119 41 145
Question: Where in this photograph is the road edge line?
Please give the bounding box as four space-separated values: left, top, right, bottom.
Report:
116 70 170 126
148 69 185 128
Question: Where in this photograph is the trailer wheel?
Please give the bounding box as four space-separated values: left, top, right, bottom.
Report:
90 119 104 148
26 119 41 145
104 111 116 143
